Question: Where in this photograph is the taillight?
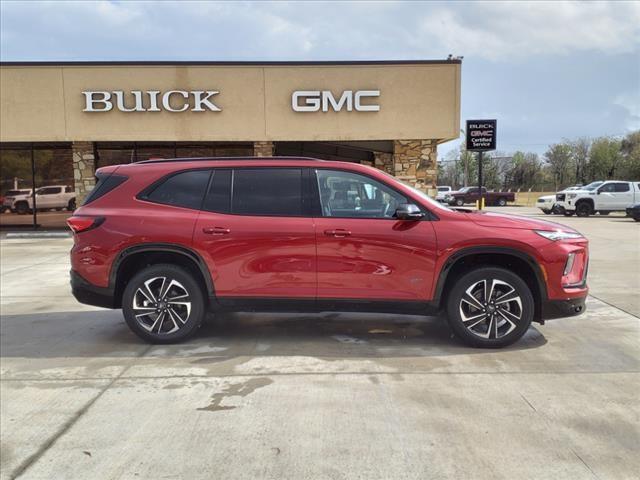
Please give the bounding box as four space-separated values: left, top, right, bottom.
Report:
66 216 104 233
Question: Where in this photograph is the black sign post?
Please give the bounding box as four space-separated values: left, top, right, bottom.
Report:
465 119 497 210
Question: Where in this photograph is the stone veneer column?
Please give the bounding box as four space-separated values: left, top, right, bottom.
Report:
373 151 394 175
72 141 96 204
253 141 275 157
393 139 438 195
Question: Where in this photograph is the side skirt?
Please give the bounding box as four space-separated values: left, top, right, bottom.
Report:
210 297 441 316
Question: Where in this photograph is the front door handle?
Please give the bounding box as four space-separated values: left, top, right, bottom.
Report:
324 229 351 237
203 227 230 235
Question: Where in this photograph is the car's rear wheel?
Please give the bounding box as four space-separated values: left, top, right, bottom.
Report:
455 198 464 206
67 199 76 211
122 264 205 344
575 201 593 217
446 267 534 348
497 197 507 207
542 209 551 215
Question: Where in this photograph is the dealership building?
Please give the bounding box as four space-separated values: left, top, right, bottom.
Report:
0 60 461 228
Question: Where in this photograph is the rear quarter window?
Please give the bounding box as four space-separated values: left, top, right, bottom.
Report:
82 173 128 205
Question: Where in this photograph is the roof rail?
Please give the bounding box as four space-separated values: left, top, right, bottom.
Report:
135 156 327 165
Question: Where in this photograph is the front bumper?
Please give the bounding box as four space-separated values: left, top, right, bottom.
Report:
540 295 587 321
70 270 116 309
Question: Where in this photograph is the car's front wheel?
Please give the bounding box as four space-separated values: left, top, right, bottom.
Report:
455 198 464 206
446 267 534 348
497 197 507 207
575 201 593 217
122 264 206 344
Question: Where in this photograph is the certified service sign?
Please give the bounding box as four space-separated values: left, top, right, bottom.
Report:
466 119 497 151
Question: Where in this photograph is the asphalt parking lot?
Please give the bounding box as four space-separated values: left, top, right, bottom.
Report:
1 207 638 480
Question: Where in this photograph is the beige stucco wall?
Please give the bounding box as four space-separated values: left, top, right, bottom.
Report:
0 62 460 143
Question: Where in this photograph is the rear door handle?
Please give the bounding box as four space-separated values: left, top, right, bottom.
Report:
203 227 230 235
324 229 351 237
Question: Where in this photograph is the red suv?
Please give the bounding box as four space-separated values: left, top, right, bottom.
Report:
68 158 588 348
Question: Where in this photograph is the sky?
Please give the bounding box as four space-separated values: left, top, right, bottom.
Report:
1 0 639 160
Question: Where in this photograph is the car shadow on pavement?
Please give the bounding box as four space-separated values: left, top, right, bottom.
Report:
0 309 547 363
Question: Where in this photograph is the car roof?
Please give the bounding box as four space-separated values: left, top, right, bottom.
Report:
109 157 388 176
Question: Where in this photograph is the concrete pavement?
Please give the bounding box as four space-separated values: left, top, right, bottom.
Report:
1 209 639 479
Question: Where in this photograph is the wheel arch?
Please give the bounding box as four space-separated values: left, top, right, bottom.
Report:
110 243 214 308
433 246 547 322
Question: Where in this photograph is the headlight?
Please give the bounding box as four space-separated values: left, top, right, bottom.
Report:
535 230 583 241
568 193 577 199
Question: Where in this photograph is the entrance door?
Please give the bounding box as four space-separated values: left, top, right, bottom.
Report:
193 168 316 299
313 168 437 301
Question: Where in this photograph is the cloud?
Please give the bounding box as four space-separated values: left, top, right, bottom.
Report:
2 1 638 61
613 90 640 131
421 1 640 61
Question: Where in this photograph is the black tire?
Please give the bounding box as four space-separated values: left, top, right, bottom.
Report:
122 264 206 344
634 217 640 222
542 209 551 215
497 197 507 207
455 198 464 206
575 201 592 217
14 202 29 215
446 267 534 348
67 199 76 211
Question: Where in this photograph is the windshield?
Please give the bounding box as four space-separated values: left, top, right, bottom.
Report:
457 187 470 193
583 181 603 191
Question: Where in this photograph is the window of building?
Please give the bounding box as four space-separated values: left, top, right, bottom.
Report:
1 143 73 229
316 169 406 218
232 168 303 216
144 169 211 210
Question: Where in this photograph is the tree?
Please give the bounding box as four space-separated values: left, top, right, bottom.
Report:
589 137 622 180
544 143 573 189
569 138 590 185
619 130 640 180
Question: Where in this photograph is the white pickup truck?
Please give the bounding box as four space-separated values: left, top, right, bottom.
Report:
10 185 76 215
556 180 640 217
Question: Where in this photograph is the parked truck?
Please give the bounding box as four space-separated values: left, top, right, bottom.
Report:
10 185 76 214
445 186 515 207
555 180 640 217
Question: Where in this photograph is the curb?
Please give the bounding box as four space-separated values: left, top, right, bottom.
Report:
4 232 71 239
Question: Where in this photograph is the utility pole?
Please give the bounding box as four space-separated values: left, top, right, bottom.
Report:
478 151 484 210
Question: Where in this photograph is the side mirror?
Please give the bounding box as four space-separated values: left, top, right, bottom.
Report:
395 203 424 220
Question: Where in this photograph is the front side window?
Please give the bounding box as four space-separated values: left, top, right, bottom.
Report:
232 168 303 216
144 169 210 210
316 169 406 218
599 183 616 193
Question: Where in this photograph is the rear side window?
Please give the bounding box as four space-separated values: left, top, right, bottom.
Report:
83 173 128 205
144 169 211 210
232 168 303 216
614 183 630 192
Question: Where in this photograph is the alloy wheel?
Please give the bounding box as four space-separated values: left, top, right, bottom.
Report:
459 278 522 339
132 276 191 334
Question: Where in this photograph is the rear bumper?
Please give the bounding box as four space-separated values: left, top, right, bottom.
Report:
540 295 587 321
70 270 116 309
